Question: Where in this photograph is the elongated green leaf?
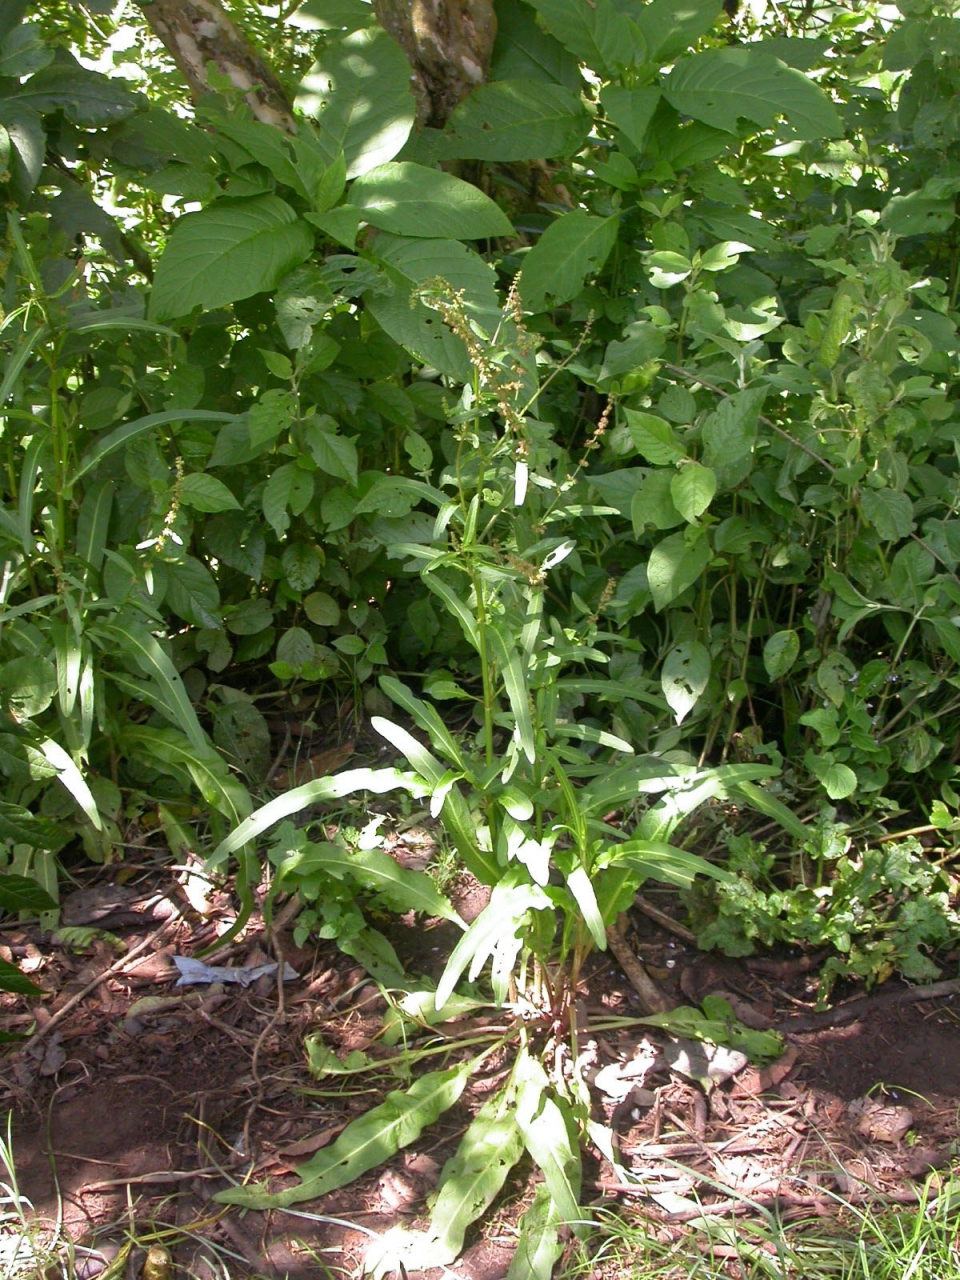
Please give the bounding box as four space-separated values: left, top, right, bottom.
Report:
371 715 446 785
487 623 535 763
217 1063 471 1208
97 621 207 754
520 212 619 312
0 323 48 414
729 780 806 840
296 27 414 178
506 1184 564 1280
436 876 550 1008
427 1088 524 1259
663 48 842 140
17 433 42 554
565 866 606 951
599 838 733 887
422 572 480 648
70 410 237 487
433 81 590 161
39 738 101 830
210 766 429 865
379 676 465 769
150 196 314 321
50 620 81 719
0 806 64 852
525 0 644 77
280 840 464 925
339 925 407 987
348 163 513 239
75 478 113 582
515 1051 585 1238
121 726 250 830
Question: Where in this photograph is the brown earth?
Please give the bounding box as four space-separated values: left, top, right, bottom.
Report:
1 853 958 1280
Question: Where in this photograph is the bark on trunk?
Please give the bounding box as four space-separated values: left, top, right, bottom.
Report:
372 0 497 127
137 0 294 131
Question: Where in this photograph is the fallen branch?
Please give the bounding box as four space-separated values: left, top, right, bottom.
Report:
779 977 960 1033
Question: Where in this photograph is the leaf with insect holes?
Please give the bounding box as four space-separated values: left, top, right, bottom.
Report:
763 629 800 680
662 640 711 725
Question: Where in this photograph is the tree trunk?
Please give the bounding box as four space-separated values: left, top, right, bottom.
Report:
136 0 294 130
371 0 497 126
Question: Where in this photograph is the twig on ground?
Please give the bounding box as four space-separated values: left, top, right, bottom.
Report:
606 914 672 1014
28 903 183 1044
632 894 697 945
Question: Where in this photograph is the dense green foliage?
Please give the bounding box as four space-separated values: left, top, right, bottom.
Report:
2 0 960 1266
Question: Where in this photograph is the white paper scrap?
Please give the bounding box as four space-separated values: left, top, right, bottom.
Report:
173 956 299 988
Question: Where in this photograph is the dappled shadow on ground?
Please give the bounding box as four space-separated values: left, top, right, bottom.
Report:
2 855 958 1279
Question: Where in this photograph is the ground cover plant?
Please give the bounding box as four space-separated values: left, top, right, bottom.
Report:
1 0 960 1273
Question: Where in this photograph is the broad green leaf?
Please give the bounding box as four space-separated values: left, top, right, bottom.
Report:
263 463 314 539
701 387 765 490
150 196 314 321
662 641 711 725
525 0 644 77
292 0 377 30
296 28 414 178
520 212 619 311
860 488 914 541
14 50 140 124
348 163 512 239
491 0 580 87
339 925 407 987
599 85 661 151
217 1063 471 1207
624 410 683 465
806 752 857 801
487 623 535 763
179 473 241 514
671 463 716 523
0 956 40 995
433 81 589 161
635 0 723 60
565 865 606 951
515 1051 585 1237
663 48 842 140
506 1184 564 1280
165 556 221 630
763 630 800 680
647 531 711 611
0 808 64 853
306 421 359 486
427 1090 524 1259
0 100 44 199
0 870 57 912
632 471 684 532
0 655 55 719
366 233 501 377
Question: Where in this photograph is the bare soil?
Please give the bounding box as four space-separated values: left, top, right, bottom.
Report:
2 853 958 1280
